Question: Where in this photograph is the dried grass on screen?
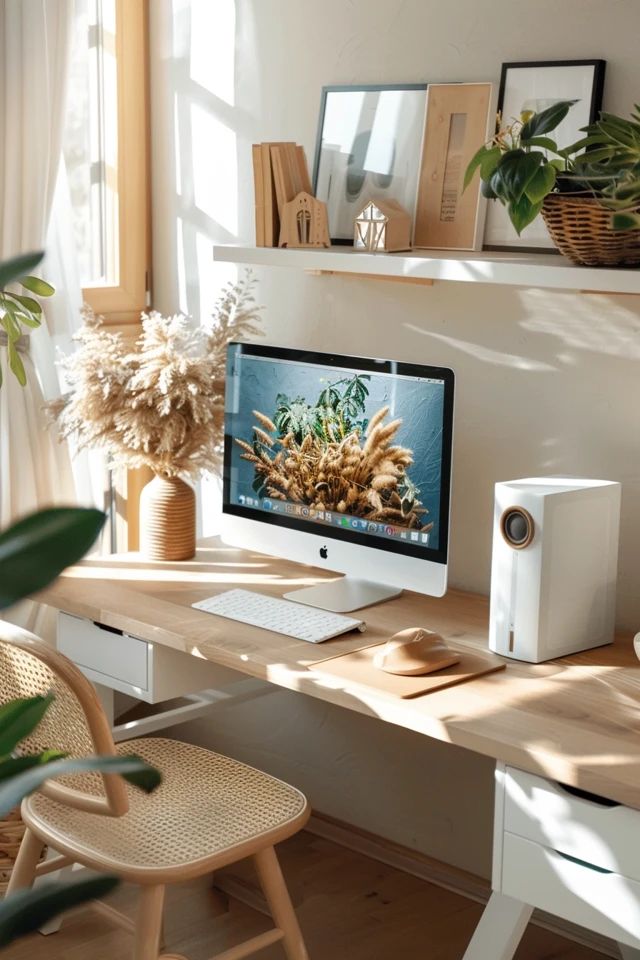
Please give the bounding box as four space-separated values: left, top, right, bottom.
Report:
50 276 261 479
237 406 433 531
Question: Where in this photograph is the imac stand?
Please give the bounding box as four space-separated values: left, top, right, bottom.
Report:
284 578 402 613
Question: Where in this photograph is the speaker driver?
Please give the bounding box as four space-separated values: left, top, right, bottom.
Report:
500 507 534 549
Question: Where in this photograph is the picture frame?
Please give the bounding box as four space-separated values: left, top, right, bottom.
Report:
413 83 495 251
312 83 428 245
484 59 606 251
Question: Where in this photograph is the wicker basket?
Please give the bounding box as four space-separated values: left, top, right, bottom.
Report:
541 194 640 266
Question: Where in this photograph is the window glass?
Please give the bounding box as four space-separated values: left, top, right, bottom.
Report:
63 0 119 287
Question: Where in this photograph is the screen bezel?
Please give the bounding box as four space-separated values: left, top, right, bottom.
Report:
222 343 455 566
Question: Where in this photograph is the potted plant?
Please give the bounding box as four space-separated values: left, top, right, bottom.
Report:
464 101 640 266
49 276 261 561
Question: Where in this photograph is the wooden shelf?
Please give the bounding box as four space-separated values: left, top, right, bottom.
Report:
213 243 640 295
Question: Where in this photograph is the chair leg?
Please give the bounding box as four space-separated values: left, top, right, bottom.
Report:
133 885 165 960
6 828 45 895
253 847 309 960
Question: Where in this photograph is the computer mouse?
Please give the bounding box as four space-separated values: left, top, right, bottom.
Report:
373 627 461 676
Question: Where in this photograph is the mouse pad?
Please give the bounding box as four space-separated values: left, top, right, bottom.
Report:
308 642 506 699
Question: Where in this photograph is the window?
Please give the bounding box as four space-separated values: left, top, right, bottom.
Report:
63 0 150 326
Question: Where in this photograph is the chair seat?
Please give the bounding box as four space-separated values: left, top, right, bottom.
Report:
23 738 309 884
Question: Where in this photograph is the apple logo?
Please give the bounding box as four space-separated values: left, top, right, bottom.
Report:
319 546 328 559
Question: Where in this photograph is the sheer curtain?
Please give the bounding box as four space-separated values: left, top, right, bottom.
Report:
0 0 78 526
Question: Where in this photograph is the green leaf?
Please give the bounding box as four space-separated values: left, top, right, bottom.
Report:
19 276 55 297
0 252 44 290
0 695 54 759
0 875 118 947
520 100 577 140
463 144 500 190
0 305 21 342
0 507 106 609
612 211 640 230
7 338 26 386
0 753 161 817
524 163 557 204
508 195 544 235
0 750 66 782
491 150 543 204
11 294 43 322
611 180 640 202
520 136 561 153
4 297 40 329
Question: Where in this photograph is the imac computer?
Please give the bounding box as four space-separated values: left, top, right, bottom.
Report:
221 343 454 613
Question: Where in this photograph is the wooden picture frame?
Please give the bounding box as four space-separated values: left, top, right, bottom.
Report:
414 83 495 251
484 59 606 251
312 83 428 245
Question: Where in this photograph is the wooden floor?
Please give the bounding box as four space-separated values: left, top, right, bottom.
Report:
3 832 607 960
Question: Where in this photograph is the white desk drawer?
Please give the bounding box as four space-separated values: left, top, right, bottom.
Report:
504 765 640 880
58 614 148 688
57 613 243 703
502 832 640 948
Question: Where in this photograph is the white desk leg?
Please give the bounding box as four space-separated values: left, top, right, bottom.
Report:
462 892 532 960
618 945 640 959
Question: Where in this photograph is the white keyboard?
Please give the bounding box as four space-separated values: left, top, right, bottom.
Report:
192 589 366 643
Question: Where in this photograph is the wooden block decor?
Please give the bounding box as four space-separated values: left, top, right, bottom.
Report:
252 142 322 247
279 192 330 248
354 198 412 252
414 82 494 251
251 145 265 246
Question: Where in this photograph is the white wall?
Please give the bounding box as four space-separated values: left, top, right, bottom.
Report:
149 0 640 877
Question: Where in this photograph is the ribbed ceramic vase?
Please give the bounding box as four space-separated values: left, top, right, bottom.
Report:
139 475 196 561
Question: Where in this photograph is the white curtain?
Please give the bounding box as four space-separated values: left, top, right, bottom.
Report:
0 0 78 526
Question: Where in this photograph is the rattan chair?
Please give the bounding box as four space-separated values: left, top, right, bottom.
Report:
0 621 310 960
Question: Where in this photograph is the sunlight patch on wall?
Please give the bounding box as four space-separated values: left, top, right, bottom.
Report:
519 289 640 360
191 103 238 235
189 0 236 105
403 324 557 372
196 232 237 319
176 216 187 315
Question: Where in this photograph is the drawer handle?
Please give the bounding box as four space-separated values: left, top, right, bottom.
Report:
92 621 124 637
556 850 613 874
557 783 619 808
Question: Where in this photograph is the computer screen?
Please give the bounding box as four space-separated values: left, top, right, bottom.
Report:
223 343 454 566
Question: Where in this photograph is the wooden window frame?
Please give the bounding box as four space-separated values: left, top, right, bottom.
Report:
82 0 151 328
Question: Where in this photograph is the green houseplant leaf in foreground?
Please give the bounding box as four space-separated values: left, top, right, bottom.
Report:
0 504 161 944
0 507 106 609
0 876 119 947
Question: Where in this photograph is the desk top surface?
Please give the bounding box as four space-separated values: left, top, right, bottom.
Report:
38 538 640 808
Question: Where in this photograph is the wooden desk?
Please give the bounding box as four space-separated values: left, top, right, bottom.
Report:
37 536 640 811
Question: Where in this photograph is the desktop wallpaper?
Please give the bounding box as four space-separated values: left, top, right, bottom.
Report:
226 348 446 549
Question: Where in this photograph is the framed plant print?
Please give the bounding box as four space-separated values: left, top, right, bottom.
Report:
414 83 495 250
484 59 606 251
312 83 428 244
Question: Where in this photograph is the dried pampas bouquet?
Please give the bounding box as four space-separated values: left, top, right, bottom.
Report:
50 273 261 560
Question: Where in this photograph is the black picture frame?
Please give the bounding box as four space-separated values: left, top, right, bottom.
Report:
484 59 606 251
312 83 428 245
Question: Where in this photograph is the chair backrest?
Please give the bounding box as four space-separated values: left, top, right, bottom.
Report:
0 620 129 817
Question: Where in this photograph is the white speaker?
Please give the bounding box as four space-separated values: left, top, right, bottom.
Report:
489 478 621 663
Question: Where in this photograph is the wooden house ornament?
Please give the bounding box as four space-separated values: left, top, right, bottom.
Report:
279 192 330 248
354 198 412 252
